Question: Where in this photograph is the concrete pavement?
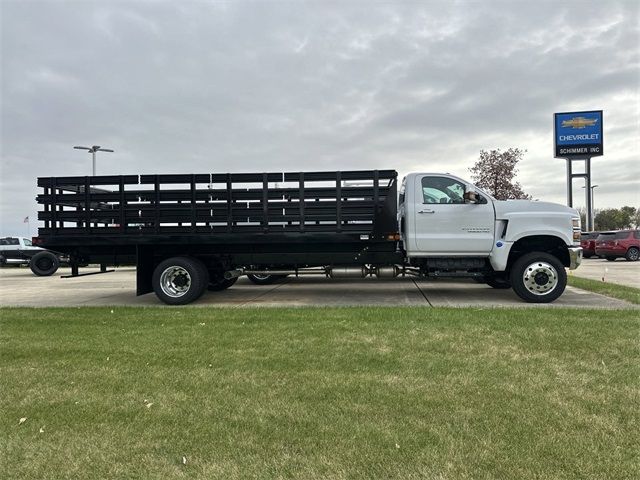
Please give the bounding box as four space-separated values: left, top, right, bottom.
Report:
571 257 639 288
1 266 635 308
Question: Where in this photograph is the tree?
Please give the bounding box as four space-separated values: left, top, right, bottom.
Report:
594 206 637 231
620 206 637 227
469 148 531 200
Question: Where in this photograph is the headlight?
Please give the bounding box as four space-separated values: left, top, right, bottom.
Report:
571 217 581 244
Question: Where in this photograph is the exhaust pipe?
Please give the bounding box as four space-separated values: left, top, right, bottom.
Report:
375 266 400 278
328 267 367 278
238 265 418 279
243 268 326 276
223 269 244 280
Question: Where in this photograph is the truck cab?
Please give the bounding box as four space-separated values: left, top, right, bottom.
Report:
400 173 582 302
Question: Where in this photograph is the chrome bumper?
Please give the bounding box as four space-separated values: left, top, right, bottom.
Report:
568 247 582 270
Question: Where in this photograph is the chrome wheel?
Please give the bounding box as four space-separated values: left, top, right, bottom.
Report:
522 261 558 296
159 266 192 298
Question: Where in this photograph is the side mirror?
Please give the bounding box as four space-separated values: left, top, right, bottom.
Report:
463 191 479 204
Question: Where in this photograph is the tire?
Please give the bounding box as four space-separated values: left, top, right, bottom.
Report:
247 273 282 285
29 251 60 276
208 276 238 291
152 257 209 305
484 276 512 289
625 247 639 262
0 255 6 267
509 252 566 303
605 256 616 262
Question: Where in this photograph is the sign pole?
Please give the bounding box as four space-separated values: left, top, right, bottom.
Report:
585 158 592 231
566 159 573 207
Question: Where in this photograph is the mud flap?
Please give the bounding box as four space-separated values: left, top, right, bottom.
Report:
136 245 154 296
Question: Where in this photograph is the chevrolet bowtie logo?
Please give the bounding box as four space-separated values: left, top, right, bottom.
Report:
561 116 598 129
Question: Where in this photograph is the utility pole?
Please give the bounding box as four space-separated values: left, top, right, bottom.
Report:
73 145 114 176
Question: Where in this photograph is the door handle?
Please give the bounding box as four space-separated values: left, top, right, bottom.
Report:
418 209 435 214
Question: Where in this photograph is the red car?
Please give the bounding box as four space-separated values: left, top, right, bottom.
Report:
595 230 640 261
580 231 600 258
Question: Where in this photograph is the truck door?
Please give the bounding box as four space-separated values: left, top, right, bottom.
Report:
413 175 494 254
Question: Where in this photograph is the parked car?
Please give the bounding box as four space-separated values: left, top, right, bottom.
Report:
595 230 640 261
0 237 44 266
0 236 69 273
580 231 600 258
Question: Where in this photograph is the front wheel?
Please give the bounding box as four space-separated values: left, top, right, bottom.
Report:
625 247 639 262
509 252 566 303
152 257 209 305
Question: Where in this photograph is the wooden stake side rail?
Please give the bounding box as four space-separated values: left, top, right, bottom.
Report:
37 170 397 237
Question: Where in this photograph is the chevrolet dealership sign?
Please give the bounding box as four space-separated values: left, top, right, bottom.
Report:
554 110 603 158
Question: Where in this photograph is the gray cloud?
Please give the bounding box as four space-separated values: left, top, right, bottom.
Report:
1 0 638 236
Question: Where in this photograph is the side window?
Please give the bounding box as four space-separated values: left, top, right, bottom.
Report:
23 238 32 246
634 230 640 240
421 176 465 204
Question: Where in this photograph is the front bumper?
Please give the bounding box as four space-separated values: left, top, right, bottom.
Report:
568 247 582 270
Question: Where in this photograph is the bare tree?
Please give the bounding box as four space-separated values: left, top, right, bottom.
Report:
469 148 531 200
577 206 587 228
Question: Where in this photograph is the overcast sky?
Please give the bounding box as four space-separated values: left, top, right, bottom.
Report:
1 0 638 236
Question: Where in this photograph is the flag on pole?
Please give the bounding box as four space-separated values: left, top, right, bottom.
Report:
24 216 29 223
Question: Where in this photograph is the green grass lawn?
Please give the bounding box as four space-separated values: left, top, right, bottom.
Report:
568 275 640 305
1 307 638 479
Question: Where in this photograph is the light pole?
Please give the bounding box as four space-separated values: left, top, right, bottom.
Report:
582 184 599 231
73 145 114 176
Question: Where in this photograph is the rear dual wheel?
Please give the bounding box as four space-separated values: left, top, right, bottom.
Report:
246 273 287 285
208 276 238 291
152 257 209 305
